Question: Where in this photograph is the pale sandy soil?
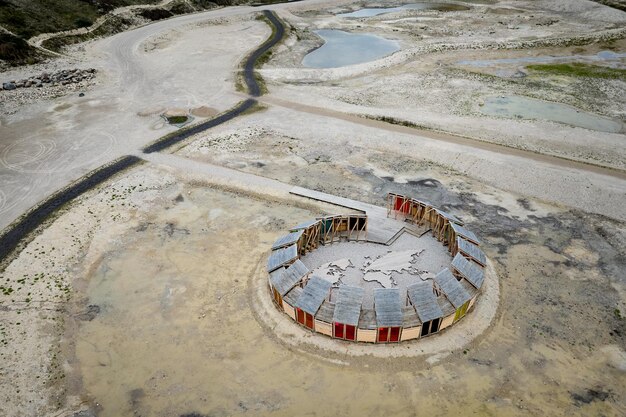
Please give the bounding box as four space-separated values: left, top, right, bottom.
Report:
0 14 269 230
1 149 624 416
263 0 626 170
1 0 626 416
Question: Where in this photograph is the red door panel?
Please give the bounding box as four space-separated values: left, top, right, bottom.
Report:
378 327 389 343
345 325 356 341
389 327 400 342
305 312 314 329
297 308 305 325
334 322 344 339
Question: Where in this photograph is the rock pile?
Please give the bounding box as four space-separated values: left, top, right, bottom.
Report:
1 68 97 91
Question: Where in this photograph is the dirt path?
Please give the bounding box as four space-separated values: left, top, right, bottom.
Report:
258 95 626 180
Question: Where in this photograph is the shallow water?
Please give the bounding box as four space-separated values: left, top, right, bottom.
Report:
458 50 626 68
302 29 400 68
337 3 469 17
480 95 623 133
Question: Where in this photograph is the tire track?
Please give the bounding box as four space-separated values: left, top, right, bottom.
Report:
0 10 286 267
0 156 141 265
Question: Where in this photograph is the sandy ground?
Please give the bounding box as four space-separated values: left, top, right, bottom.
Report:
263 0 626 170
1 150 623 416
0 13 269 230
1 0 626 416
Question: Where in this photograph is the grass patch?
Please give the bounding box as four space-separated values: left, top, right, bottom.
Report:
165 115 188 124
527 63 626 81
0 32 44 65
0 0 162 39
362 114 429 130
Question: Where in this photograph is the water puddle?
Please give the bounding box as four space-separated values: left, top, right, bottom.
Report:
480 95 624 133
338 3 469 17
458 50 626 68
302 29 400 68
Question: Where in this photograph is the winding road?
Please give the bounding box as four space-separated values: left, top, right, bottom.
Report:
1 0 625 266
0 8 287 264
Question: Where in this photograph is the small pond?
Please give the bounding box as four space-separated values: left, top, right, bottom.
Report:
337 2 469 18
480 95 623 133
302 29 400 68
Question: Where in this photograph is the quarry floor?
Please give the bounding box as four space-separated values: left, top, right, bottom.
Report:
0 0 625 416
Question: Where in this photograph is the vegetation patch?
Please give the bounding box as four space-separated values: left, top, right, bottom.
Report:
138 8 174 21
166 115 189 124
0 32 43 65
527 63 626 81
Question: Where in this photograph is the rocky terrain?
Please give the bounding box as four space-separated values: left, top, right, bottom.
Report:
1 67 96 90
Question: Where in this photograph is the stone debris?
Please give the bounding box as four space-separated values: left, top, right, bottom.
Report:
1 68 97 91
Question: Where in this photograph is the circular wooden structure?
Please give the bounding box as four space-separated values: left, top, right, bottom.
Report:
267 193 487 343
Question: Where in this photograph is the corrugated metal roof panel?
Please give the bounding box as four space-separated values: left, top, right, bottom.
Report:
451 253 485 289
266 244 298 272
450 222 480 245
374 288 403 327
332 286 364 326
291 219 320 231
272 230 304 250
295 275 332 316
270 260 309 296
407 281 443 323
457 237 486 265
434 268 471 309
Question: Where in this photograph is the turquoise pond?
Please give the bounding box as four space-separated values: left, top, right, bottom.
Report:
302 30 400 68
481 96 624 133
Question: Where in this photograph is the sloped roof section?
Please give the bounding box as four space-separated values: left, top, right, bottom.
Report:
333 286 365 326
266 244 298 272
295 275 332 316
374 288 403 327
434 268 471 309
450 222 480 245
271 260 309 296
457 237 486 266
407 281 443 323
291 219 320 231
451 253 485 289
436 209 463 225
272 230 304 250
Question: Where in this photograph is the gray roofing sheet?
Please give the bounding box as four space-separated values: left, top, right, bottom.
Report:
407 281 444 323
451 253 485 289
283 285 303 305
291 219 320 231
373 288 403 327
316 300 335 323
450 222 480 244
332 286 365 326
434 268 471 309
402 305 421 328
457 237 486 265
271 259 309 296
272 230 304 250
436 209 464 225
266 244 298 272
295 276 332 316
412 198 432 207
